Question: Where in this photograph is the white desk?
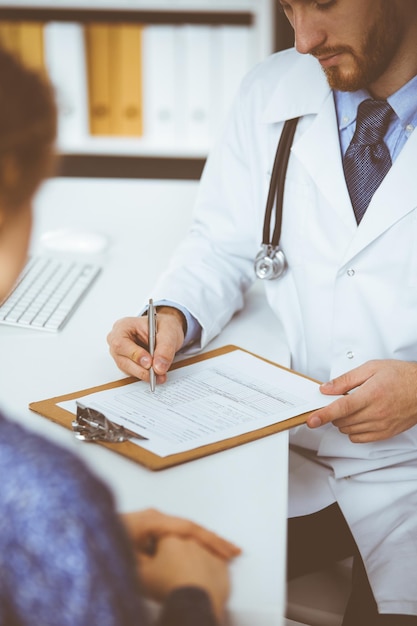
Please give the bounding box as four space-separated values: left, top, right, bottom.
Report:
0 178 292 626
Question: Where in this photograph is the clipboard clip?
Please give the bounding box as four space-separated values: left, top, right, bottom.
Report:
73 402 147 443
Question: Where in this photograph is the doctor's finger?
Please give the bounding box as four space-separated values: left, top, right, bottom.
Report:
307 393 365 428
152 311 186 376
340 425 396 444
336 416 380 434
320 361 378 396
108 337 153 378
109 352 153 382
107 316 149 357
335 410 417 442
318 413 389 442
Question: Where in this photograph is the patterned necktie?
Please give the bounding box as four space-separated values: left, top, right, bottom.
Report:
343 99 393 224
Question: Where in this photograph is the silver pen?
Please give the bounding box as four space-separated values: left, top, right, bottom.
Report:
148 298 156 392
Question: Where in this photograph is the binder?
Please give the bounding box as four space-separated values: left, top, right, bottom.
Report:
43 22 89 148
85 23 112 135
85 23 143 136
29 345 317 472
18 21 45 74
209 25 226 143
181 25 212 148
0 21 45 74
109 24 143 136
142 25 177 145
0 22 20 58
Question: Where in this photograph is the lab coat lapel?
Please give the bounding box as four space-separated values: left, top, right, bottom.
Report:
262 53 356 232
291 96 356 231
342 129 417 263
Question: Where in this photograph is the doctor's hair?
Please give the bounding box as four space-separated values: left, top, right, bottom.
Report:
0 45 57 211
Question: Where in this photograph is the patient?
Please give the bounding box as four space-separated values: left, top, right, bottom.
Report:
0 46 240 626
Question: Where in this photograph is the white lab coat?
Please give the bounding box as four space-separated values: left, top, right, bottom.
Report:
152 49 417 614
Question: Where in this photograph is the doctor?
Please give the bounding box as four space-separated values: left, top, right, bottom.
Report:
108 1 417 624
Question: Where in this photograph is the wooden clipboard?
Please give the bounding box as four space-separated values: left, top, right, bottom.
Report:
29 345 316 471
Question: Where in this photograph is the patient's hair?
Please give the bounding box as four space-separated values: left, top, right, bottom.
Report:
0 45 57 210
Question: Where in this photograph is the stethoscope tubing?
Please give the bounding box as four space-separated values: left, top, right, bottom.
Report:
262 117 299 247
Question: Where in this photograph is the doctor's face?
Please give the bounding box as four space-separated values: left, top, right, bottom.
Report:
279 0 405 93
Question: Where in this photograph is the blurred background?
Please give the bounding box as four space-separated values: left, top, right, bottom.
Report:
0 0 294 180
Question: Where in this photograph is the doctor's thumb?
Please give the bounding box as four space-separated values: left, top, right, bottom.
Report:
153 354 171 375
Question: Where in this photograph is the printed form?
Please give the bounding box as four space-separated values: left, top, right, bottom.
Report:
60 350 337 457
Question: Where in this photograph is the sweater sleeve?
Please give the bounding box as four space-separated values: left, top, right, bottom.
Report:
0 413 147 626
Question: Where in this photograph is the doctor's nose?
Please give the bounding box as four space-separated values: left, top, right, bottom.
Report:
293 14 326 55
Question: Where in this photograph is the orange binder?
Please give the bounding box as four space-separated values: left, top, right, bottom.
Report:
18 22 45 74
85 23 112 135
0 21 45 74
109 24 143 136
0 22 20 56
85 23 143 136
30 345 316 471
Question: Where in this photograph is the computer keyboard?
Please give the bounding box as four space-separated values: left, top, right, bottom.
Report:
0 255 101 332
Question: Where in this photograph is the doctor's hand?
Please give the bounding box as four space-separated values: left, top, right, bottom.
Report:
107 306 186 383
306 359 417 443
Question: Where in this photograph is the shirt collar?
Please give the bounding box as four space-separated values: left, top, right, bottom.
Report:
333 73 417 132
388 73 417 130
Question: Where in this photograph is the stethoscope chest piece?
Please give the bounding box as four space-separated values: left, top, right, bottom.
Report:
254 244 287 280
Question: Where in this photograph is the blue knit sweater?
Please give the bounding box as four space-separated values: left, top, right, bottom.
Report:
0 410 216 626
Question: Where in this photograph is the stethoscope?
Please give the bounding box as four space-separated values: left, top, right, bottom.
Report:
254 116 299 280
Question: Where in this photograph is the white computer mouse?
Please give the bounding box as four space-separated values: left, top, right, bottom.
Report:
40 229 109 255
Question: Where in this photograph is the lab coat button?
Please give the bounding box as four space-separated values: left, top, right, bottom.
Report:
406 124 414 133
347 269 355 277
346 351 354 359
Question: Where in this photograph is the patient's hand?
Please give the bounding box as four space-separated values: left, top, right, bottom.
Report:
138 535 232 621
121 509 241 622
120 508 241 560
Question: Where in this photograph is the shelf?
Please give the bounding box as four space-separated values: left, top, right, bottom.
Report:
0 7 254 26
57 153 205 179
0 0 261 8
